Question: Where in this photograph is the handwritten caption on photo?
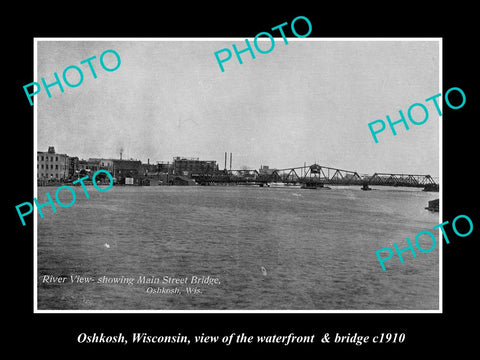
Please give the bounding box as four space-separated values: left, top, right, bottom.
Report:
39 274 221 296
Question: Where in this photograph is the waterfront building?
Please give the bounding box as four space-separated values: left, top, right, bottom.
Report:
157 161 174 174
112 159 142 180
173 156 218 177
68 156 79 178
259 165 276 175
141 160 158 175
77 159 89 173
75 157 142 183
89 158 115 174
37 146 69 181
171 175 197 186
77 158 101 174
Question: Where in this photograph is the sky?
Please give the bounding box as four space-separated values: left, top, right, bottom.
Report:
36 39 440 177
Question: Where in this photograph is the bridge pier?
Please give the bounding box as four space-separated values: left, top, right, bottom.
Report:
361 183 372 191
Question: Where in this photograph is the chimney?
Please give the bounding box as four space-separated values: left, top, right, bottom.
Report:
224 152 227 170
148 158 150 165
230 152 232 171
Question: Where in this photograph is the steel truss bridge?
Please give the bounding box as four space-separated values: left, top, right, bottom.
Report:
193 164 438 190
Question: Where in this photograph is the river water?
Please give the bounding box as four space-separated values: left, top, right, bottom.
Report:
36 185 440 311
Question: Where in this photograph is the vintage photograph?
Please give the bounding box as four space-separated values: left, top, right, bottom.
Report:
34 38 441 311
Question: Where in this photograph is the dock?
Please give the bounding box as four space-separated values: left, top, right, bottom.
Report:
425 199 439 212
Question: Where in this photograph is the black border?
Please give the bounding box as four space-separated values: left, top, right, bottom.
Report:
8 5 478 355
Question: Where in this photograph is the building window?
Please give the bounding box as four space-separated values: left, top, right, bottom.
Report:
55 165 58 170
41 164 44 169
50 164 53 169
51 157 53 161
56 156 58 161
42 156 45 161
37 164 39 169
56 174 58 178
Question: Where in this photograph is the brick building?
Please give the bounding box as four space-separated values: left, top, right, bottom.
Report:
112 159 142 181
173 157 218 177
37 146 69 181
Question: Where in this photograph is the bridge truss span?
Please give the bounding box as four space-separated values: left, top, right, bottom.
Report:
366 173 437 188
271 165 364 185
193 163 438 189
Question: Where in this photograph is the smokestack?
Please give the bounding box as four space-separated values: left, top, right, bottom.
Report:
120 147 123 160
224 152 227 170
148 158 150 165
230 153 232 171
